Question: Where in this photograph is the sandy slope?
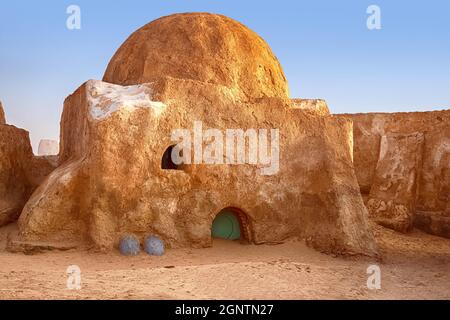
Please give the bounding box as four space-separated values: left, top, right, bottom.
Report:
0 223 449 300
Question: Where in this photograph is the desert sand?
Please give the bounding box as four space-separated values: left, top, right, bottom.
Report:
0 223 449 300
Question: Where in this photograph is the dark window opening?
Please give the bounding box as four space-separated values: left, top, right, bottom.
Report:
161 145 180 170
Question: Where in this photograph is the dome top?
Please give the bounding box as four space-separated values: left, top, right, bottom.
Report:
103 13 289 101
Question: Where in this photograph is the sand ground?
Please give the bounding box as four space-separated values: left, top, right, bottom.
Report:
0 223 449 300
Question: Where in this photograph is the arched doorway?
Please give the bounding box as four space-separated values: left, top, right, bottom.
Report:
211 207 252 243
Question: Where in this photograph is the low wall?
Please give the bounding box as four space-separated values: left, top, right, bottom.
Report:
338 110 450 216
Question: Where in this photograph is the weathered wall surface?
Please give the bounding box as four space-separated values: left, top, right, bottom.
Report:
415 211 450 239
38 140 59 156
338 111 450 235
0 102 5 124
17 78 377 256
0 105 58 227
0 125 34 226
366 133 424 232
291 99 330 116
340 110 450 213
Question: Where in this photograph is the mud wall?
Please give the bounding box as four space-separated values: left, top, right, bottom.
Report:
338 110 450 214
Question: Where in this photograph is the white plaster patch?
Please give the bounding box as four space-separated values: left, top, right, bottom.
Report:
38 139 59 156
258 181 286 205
86 80 166 120
371 115 386 135
348 126 354 163
167 199 178 214
433 140 450 167
379 135 389 161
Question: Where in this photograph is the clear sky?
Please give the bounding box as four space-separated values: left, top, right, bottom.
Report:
1 0 449 152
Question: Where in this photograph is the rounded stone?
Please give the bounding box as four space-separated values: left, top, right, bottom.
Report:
144 235 165 256
103 12 289 101
119 235 140 256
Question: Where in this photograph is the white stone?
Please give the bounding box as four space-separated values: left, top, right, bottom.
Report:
38 139 59 156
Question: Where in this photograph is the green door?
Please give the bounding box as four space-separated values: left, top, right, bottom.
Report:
211 210 241 240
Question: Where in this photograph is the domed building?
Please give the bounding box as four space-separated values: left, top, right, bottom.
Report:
12 13 378 256
103 13 289 102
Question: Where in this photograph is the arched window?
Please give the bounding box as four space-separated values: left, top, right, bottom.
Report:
161 145 180 170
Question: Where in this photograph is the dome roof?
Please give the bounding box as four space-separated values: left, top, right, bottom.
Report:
103 13 289 101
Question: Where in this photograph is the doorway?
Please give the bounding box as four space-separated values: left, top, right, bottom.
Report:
211 207 252 242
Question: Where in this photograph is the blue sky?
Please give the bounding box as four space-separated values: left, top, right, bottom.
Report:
1 0 449 152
